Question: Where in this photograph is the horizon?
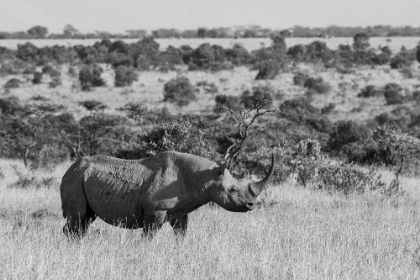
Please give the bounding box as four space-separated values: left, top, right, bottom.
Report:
0 0 419 34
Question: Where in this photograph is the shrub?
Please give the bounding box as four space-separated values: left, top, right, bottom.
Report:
49 77 62 88
373 126 420 176
79 64 106 91
114 66 138 87
215 95 241 111
400 67 414 79
293 72 309 86
4 78 21 90
255 60 280 80
357 85 383 98
145 117 213 159
225 44 252 66
383 83 408 105
32 72 43 84
303 77 331 94
163 77 196 107
190 43 215 69
390 47 415 69
196 81 218 94
413 91 420 103
240 85 274 109
0 97 23 115
327 121 371 152
416 45 420 63
316 163 385 195
341 139 380 165
321 103 335 114
375 107 412 129
292 139 322 187
287 44 306 61
352 33 370 51
42 65 61 77
305 41 333 63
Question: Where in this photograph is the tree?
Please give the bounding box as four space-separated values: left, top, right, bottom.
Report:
114 66 138 87
63 24 80 38
216 94 275 168
126 29 147 38
3 103 64 167
73 100 127 156
353 33 370 51
27 26 48 38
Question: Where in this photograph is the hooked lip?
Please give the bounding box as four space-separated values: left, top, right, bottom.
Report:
244 203 256 211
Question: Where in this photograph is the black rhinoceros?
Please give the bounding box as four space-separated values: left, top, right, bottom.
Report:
60 151 274 237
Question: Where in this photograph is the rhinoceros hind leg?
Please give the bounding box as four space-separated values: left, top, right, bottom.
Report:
143 211 167 239
170 215 188 237
63 204 96 238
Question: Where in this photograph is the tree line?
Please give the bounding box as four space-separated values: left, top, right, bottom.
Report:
1 24 420 40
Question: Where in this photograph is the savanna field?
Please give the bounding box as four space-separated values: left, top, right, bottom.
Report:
1 36 420 279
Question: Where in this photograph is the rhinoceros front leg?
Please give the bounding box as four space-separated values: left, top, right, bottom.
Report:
142 211 167 239
170 215 188 237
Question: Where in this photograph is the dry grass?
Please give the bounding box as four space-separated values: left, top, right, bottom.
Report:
2 62 420 122
1 160 420 279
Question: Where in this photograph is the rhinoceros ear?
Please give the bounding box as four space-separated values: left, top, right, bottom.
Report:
217 164 227 177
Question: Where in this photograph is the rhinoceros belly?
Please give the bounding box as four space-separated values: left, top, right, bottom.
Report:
83 176 144 229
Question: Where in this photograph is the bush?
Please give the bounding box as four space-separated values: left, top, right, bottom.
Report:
390 47 415 69
49 77 62 88
30 144 69 171
383 83 408 105
293 72 309 86
327 121 371 152
321 103 335 114
303 77 331 94
225 44 252 66
32 72 43 84
357 85 383 98
341 139 380 165
196 81 218 94
240 85 274 109
214 95 241 111
190 43 215 69
255 60 280 80
316 163 385 195
352 33 370 51
145 117 213 159
400 67 414 79
79 64 106 91
42 65 61 77
163 77 196 107
0 97 23 115
375 107 412 130
4 78 21 90
373 126 420 176
114 66 138 87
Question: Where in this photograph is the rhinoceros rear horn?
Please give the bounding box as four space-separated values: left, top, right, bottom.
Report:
249 154 275 197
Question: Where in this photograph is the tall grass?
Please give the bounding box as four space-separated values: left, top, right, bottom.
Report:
1 160 420 279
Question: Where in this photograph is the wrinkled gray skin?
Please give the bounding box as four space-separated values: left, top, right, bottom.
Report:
60 151 275 238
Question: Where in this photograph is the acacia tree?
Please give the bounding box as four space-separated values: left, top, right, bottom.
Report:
64 100 128 157
27 26 48 38
4 103 64 167
216 93 275 169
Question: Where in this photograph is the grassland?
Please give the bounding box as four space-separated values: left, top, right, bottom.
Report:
2 160 420 279
1 37 420 279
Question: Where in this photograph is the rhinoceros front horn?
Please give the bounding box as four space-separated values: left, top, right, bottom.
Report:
249 154 275 197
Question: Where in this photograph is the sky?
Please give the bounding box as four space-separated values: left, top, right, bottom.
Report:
0 0 419 34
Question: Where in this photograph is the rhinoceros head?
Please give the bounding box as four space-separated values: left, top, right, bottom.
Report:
209 154 275 212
